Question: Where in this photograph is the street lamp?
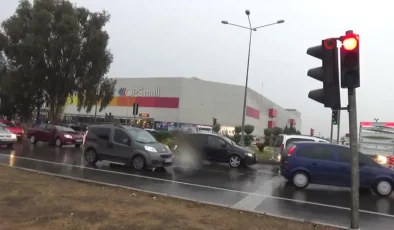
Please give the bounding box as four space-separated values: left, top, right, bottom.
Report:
221 10 285 146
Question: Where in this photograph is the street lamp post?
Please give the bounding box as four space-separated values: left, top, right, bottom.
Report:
222 10 284 146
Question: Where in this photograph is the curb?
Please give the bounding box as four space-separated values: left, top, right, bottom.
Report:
0 164 347 230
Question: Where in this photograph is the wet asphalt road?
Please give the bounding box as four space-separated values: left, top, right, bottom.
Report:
1 141 394 229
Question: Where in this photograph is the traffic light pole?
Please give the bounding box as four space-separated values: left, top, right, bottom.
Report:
336 110 341 144
348 88 359 229
330 117 334 142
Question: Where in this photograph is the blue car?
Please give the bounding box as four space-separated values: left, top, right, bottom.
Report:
280 141 394 197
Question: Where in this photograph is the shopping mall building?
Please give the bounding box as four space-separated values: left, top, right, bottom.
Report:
63 77 302 136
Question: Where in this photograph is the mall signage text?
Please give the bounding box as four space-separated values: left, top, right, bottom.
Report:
118 87 160 97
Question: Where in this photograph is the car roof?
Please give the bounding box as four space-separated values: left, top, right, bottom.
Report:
88 124 144 131
292 141 337 146
280 134 328 142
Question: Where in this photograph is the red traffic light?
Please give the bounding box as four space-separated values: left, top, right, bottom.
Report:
342 35 359 51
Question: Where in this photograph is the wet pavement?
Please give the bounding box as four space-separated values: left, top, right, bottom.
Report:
1 141 394 229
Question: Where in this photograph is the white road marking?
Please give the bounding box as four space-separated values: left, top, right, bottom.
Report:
232 176 282 210
0 162 348 230
1 153 393 218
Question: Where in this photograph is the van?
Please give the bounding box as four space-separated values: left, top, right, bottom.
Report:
83 124 173 170
273 134 330 162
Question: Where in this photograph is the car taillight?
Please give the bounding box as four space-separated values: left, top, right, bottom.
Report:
287 146 296 156
280 144 284 153
387 156 394 165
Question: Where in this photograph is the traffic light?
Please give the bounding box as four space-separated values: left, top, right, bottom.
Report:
132 103 139 115
340 31 360 89
332 110 338 125
213 117 217 126
307 38 341 109
310 128 315 136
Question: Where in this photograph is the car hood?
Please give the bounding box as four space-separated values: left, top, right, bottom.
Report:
144 142 171 153
0 129 12 135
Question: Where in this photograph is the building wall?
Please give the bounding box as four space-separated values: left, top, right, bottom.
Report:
63 77 302 135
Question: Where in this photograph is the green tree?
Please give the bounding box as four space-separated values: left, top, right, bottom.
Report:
212 123 221 133
234 126 242 134
272 127 283 136
296 130 301 135
283 125 289 134
0 0 115 121
289 124 297 134
244 124 254 135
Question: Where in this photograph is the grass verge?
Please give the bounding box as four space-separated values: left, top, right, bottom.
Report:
0 165 339 230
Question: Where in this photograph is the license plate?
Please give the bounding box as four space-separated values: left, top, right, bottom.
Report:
165 158 172 163
76 140 82 142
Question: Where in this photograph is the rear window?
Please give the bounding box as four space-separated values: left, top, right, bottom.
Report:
89 127 110 141
274 135 284 147
283 143 296 154
285 138 314 147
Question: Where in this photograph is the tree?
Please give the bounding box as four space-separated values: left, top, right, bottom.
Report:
283 125 290 134
289 124 297 134
234 126 242 134
0 0 115 121
244 124 254 135
212 123 221 133
296 130 301 135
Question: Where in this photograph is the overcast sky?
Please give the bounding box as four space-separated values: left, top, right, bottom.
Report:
1 0 392 136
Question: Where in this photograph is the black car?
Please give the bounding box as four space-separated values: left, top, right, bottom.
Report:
175 133 257 168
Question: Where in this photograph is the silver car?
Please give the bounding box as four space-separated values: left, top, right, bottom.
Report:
0 123 17 148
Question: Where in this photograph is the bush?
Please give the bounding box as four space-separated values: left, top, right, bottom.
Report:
161 138 177 149
233 134 241 144
243 134 253 146
256 143 265 152
153 131 173 142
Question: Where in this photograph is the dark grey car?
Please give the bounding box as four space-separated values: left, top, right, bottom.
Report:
83 124 173 170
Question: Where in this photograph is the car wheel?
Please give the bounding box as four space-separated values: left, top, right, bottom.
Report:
55 138 62 147
75 144 81 148
6 144 13 149
85 149 98 164
373 179 393 197
30 135 37 144
228 155 242 168
131 155 146 170
292 171 309 189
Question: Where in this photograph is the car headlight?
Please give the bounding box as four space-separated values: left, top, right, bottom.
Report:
144 146 157 152
376 155 388 164
64 134 73 139
244 152 253 157
10 134 17 139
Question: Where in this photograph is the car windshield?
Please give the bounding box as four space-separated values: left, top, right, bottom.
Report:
55 125 75 132
125 127 157 143
0 121 15 127
223 136 236 146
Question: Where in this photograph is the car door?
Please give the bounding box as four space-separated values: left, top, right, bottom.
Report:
35 124 48 142
332 146 352 186
207 135 228 162
88 127 112 156
44 124 57 143
295 144 337 185
111 128 132 161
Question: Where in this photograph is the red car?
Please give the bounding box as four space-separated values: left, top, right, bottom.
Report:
0 119 24 140
27 124 84 147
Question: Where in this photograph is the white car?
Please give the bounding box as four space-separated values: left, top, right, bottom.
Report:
273 134 330 162
0 124 18 148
